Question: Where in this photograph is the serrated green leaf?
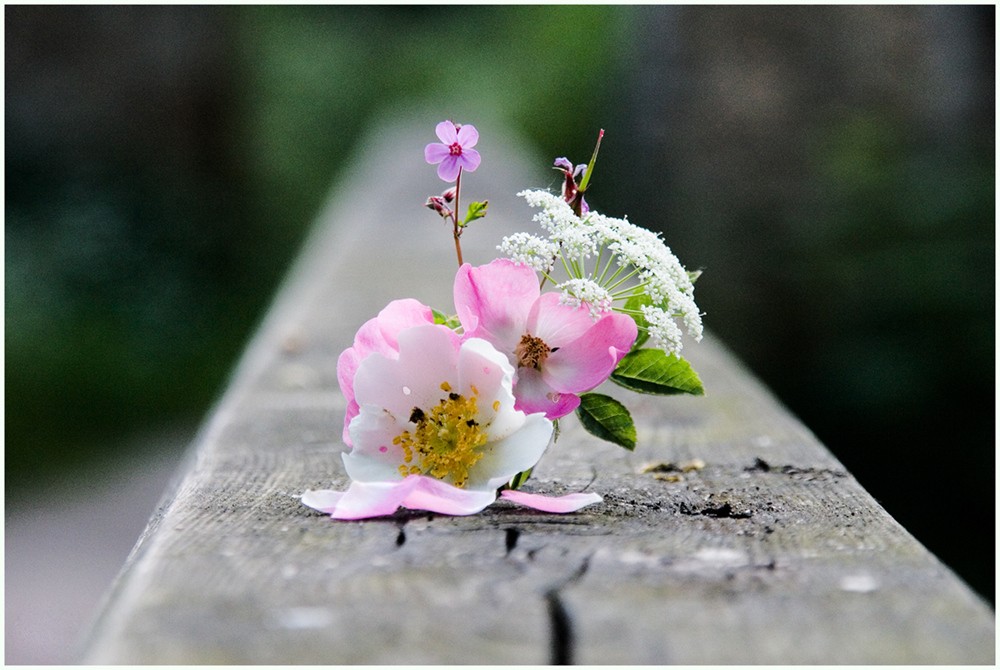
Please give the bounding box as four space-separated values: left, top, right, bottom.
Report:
576 392 636 451
461 200 489 226
610 348 705 396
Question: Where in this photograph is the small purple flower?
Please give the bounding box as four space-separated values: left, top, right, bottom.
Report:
424 121 481 182
554 156 590 214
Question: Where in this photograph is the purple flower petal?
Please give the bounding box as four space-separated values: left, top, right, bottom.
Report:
437 156 462 182
455 123 479 148
500 489 603 513
457 147 481 173
553 156 573 171
435 120 458 144
424 142 451 164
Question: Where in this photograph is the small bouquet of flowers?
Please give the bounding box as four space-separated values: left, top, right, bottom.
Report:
303 121 704 520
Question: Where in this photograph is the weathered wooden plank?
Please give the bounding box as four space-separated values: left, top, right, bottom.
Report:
79 118 994 664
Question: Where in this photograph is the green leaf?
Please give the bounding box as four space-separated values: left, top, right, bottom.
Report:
461 200 489 226
576 392 636 451
610 349 705 396
509 468 532 490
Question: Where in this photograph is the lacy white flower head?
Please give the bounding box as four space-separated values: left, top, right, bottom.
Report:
502 189 704 357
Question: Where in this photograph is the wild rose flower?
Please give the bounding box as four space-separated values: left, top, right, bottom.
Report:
424 120 481 182
454 259 637 419
336 299 437 445
303 323 601 518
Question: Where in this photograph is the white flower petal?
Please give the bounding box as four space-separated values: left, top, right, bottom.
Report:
467 412 553 490
343 408 407 482
301 489 345 513
394 325 462 409
352 352 412 419
353 325 459 419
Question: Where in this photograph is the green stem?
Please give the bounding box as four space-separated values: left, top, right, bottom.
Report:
605 267 640 293
597 248 618 285
577 128 604 194
601 262 630 289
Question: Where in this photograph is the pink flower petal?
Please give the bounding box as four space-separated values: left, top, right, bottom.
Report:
454 259 539 351
455 123 479 148
500 489 603 513
435 120 458 144
336 347 363 444
401 476 497 515
512 366 580 419
338 299 435 443
542 312 637 393
437 156 461 182
424 142 451 165
329 478 421 520
526 292 595 347
375 299 436 350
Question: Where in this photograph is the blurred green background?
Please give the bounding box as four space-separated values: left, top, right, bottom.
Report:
6 5 993 605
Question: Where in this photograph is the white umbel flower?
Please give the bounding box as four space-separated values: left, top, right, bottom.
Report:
557 278 613 318
508 189 704 356
498 232 558 273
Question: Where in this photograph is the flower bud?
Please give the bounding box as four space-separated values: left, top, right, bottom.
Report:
425 195 452 218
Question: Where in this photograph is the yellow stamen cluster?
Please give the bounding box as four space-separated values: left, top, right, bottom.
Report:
393 381 489 488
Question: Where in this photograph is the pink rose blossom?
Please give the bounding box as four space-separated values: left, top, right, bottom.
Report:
424 120 481 182
454 259 637 419
304 324 602 519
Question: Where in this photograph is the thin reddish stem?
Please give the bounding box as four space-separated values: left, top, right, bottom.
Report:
452 168 464 267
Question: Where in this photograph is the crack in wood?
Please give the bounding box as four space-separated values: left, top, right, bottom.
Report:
543 554 591 665
678 501 753 519
545 589 573 665
745 457 847 480
504 527 520 555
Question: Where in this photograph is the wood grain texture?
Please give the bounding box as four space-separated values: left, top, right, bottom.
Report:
80 117 994 664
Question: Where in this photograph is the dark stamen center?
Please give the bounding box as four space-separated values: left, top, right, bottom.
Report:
515 334 551 369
